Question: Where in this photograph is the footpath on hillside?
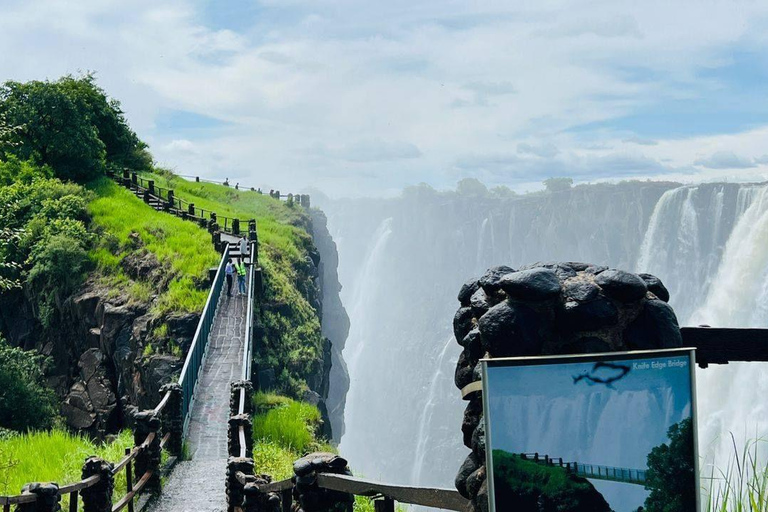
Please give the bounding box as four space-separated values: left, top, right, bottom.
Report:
148 256 250 512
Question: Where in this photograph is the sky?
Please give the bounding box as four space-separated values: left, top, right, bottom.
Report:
3 0 768 197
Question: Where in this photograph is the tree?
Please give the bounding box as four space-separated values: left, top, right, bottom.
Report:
0 337 58 431
643 418 696 512
0 74 150 182
543 177 573 192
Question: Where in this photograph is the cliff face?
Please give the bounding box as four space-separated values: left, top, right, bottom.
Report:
308 208 350 443
0 280 196 438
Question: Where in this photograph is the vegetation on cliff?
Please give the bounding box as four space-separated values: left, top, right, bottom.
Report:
145 171 325 398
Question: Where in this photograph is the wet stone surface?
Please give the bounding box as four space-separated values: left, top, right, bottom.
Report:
147 272 248 512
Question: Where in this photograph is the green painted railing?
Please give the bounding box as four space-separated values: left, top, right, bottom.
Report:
179 245 229 437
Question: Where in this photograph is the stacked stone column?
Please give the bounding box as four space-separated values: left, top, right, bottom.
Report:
159 383 183 457
15 483 60 512
291 453 354 512
80 457 114 512
453 262 681 512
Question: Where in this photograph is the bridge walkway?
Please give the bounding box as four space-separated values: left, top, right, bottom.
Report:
148 244 251 512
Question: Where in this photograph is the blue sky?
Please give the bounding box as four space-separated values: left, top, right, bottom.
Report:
3 0 768 196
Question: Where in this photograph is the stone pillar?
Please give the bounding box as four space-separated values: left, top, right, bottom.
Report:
131 172 137 185
213 231 222 252
228 413 253 458
188 203 196 216
80 457 114 512
227 457 254 512
453 263 681 512
166 190 174 211
232 218 240 235
122 169 130 187
160 383 183 457
292 453 354 512
242 475 281 512
230 380 254 416
16 483 60 512
148 180 155 195
133 410 162 494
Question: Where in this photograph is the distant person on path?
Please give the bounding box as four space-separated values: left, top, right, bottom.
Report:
235 258 247 295
225 258 234 297
239 236 249 259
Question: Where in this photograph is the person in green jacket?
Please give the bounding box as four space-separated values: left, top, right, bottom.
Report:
235 258 247 295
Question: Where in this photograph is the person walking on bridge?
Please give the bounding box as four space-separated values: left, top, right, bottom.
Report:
239 235 249 259
235 258 247 295
225 258 235 297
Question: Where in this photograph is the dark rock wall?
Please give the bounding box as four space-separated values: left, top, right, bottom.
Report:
0 283 195 438
308 208 351 444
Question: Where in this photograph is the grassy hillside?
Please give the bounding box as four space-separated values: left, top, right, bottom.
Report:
144 170 324 397
87 178 219 316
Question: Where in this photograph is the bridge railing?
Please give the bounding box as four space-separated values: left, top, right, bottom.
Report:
179 244 230 436
518 453 647 485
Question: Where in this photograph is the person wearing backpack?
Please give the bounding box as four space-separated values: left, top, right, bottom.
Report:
235 258 247 295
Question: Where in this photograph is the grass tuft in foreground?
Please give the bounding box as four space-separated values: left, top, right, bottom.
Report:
706 435 768 512
0 429 133 495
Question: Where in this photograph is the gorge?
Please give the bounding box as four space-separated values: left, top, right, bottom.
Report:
313 179 768 497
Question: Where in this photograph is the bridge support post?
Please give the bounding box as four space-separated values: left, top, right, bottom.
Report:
160 383 184 457
17 483 60 512
228 414 253 458
452 263 683 512
226 457 254 512
133 410 162 495
80 457 114 512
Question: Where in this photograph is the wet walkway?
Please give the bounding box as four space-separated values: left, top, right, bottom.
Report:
148 262 249 512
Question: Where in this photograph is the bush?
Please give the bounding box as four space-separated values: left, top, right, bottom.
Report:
0 337 57 431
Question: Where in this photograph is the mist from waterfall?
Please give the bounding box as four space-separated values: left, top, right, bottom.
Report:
317 180 768 498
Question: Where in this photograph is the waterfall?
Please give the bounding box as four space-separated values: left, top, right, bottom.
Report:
317 180 768 503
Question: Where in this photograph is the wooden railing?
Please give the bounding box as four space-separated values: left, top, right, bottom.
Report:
246 473 470 512
174 174 310 208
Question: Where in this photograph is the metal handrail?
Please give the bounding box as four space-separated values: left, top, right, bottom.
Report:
241 241 256 382
178 245 230 437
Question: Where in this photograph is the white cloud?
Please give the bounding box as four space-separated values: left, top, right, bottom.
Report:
1 0 768 196
694 151 756 169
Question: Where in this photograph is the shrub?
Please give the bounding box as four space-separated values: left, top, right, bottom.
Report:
0 337 57 431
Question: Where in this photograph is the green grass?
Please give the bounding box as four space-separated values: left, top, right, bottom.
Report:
86 178 219 316
142 170 324 397
250 393 382 512
706 436 768 512
253 392 321 454
0 429 133 495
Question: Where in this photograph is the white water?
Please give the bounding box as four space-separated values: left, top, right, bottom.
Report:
319 181 768 500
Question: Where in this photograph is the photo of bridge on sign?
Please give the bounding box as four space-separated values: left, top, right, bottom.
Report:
482 349 699 512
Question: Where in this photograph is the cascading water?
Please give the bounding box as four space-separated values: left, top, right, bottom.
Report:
317 180 768 505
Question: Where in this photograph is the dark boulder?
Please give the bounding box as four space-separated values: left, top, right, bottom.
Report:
563 278 599 302
455 453 481 498
458 278 481 306
594 269 648 302
453 307 475 343
560 298 619 332
562 336 611 354
478 301 545 356
624 299 682 349
478 265 515 293
499 268 561 301
469 288 491 316
639 273 671 302
454 351 474 390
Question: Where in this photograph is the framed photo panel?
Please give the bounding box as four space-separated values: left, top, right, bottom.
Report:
482 348 698 512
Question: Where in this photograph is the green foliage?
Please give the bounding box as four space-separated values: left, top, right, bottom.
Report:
0 175 93 327
456 178 488 196
0 155 53 186
644 418 696 512
491 450 610 512
252 392 322 453
0 74 149 182
146 171 324 396
86 178 219 316
706 436 768 512
0 337 58 431
543 176 574 192
0 429 132 495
